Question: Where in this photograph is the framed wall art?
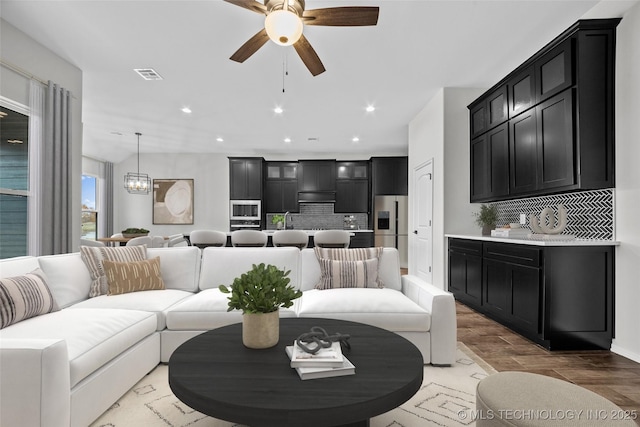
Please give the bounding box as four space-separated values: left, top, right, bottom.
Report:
152 179 194 224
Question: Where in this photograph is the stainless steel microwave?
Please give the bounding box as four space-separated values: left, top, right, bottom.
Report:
229 200 261 220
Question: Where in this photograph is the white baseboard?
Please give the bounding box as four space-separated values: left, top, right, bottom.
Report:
611 343 640 364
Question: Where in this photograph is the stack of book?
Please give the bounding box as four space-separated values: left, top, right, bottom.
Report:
285 342 355 380
491 227 531 238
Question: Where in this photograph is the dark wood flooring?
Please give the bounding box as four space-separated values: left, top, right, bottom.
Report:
456 302 640 424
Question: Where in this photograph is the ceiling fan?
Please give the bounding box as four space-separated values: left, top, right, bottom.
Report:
223 0 379 76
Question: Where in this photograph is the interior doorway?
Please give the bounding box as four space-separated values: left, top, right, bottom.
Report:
411 160 433 283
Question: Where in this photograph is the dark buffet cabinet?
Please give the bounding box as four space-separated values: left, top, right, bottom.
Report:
229 157 263 200
448 238 614 350
469 19 620 202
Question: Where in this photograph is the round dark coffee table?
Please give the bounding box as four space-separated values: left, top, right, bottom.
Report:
169 318 423 427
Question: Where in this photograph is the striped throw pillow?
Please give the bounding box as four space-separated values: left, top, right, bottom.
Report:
315 258 380 290
80 245 147 297
314 247 384 288
0 269 59 329
103 257 165 295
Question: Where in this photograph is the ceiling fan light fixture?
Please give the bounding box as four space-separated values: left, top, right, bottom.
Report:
265 9 303 46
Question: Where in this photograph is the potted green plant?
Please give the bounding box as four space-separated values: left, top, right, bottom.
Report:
473 204 499 235
271 214 285 230
219 263 302 349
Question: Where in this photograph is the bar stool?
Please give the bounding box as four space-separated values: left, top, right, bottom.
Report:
313 230 350 248
231 230 268 247
190 230 227 249
272 230 309 249
126 236 153 247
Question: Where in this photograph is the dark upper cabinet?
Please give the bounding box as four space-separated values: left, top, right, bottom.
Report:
537 89 575 190
372 157 408 196
298 160 336 192
265 180 298 213
535 38 574 103
229 157 263 200
509 108 538 195
469 19 619 202
335 161 369 213
264 162 299 213
487 85 509 129
471 123 509 202
508 66 536 117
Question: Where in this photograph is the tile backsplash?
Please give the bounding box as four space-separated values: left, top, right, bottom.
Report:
266 203 368 230
489 189 614 240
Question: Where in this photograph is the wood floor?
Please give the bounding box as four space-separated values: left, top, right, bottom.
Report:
456 301 640 424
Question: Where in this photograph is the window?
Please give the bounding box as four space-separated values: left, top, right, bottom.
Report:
82 175 98 240
0 105 29 259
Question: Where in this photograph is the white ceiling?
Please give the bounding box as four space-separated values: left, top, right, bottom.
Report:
1 0 637 163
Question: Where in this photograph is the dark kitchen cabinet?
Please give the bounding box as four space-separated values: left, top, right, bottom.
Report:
448 239 483 307
371 157 408 195
265 180 298 214
448 238 614 350
265 162 298 213
349 232 374 248
468 19 619 202
470 123 509 202
298 160 336 192
229 157 263 200
335 161 369 213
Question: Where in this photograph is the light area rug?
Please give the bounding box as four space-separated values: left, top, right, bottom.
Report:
91 343 496 427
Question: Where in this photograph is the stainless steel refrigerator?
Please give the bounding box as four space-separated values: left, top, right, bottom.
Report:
374 196 408 268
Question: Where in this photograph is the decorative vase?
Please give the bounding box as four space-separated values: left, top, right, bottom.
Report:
481 225 493 236
276 221 283 230
242 311 279 349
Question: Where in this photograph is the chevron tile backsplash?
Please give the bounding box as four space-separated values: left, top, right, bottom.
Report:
489 189 614 240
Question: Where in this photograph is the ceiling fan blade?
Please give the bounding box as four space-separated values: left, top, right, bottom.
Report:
302 6 379 26
223 0 266 15
230 28 270 63
293 34 326 76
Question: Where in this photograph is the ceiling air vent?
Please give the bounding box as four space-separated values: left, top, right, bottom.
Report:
134 68 163 81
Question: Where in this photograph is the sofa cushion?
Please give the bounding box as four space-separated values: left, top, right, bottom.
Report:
313 247 383 261
316 258 381 290
165 289 297 331
37 253 92 308
69 289 193 330
198 247 300 290
0 256 40 278
80 246 147 297
297 288 431 332
103 257 165 295
146 247 201 292
0 269 59 329
0 308 157 387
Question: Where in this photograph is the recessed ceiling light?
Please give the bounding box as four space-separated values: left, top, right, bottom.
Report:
274 106 283 114
181 107 192 114
365 105 375 112
352 137 360 143
216 137 224 142
284 137 291 143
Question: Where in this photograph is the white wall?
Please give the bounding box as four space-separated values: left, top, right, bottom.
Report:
114 153 230 236
611 1 640 362
408 88 485 288
0 19 83 253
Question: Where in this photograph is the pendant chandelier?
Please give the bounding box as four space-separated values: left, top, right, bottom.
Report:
124 132 151 194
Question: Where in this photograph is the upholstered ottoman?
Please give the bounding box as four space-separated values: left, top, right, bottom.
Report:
476 372 636 426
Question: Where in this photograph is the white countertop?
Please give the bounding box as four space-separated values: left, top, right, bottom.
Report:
262 229 373 236
445 233 619 247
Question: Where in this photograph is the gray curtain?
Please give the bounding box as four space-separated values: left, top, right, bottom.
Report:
40 81 72 255
104 161 114 237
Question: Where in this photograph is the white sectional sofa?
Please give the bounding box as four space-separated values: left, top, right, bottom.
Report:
0 245 456 427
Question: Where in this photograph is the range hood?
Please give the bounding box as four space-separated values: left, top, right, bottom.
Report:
298 191 336 203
